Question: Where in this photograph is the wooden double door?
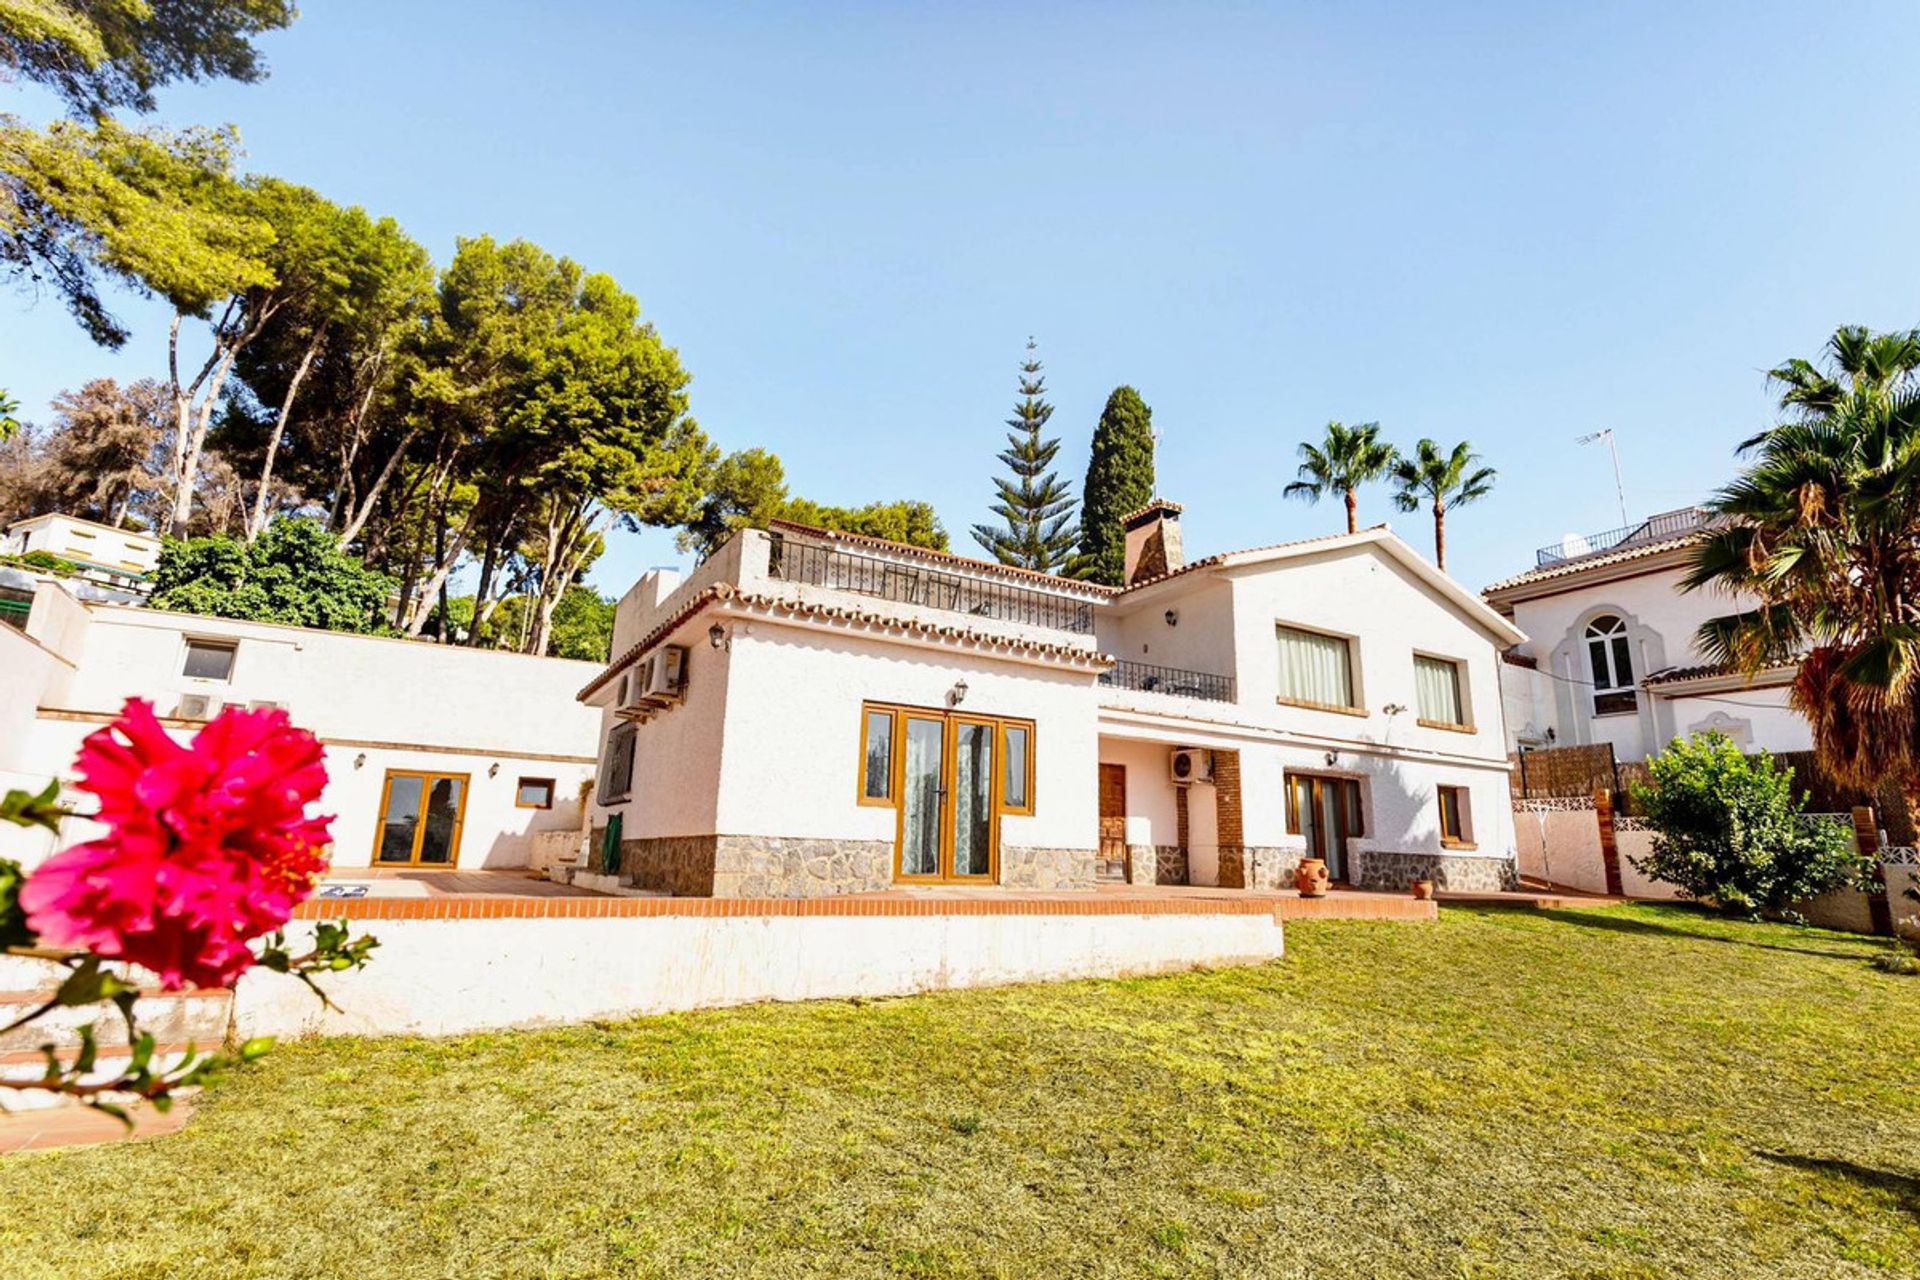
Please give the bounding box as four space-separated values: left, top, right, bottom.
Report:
1286 772 1362 882
895 710 1000 883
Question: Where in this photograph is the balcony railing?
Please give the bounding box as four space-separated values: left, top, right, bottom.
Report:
766 533 1096 634
1099 659 1235 703
1534 506 1717 568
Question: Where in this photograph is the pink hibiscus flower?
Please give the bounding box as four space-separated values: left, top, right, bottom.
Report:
20 699 333 990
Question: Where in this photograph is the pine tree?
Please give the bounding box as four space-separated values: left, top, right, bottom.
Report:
1077 385 1156 585
970 339 1079 571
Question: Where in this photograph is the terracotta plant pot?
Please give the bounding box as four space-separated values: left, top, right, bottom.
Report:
1295 857 1330 898
1409 878 1435 901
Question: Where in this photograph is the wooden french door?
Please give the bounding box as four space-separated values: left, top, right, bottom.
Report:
895 711 999 883
373 770 469 867
1286 773 1362 881
1097 763 1127 881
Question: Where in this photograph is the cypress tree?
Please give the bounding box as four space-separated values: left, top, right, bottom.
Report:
969 338 1079 572
1077 385 1157 585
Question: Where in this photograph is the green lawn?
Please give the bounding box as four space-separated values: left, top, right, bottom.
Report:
2 905 1917 1279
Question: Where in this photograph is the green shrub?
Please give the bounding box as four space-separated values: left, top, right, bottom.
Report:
1628 732 1868 919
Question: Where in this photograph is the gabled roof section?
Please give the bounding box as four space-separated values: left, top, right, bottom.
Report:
765 519 1115 597
1117 525 1527 646
1480 532 1702 598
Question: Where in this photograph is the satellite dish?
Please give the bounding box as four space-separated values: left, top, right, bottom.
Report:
1558 532 1591 559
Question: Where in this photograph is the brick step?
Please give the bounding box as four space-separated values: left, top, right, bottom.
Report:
0 987 232 1056
1 1046 206 1111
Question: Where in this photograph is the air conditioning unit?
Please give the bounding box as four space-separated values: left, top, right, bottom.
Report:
618 667 656 717
175 693 222 721
646 645 688 701
1169 747 1213 786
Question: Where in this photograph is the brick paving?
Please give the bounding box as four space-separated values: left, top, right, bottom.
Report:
0 1099 192 1154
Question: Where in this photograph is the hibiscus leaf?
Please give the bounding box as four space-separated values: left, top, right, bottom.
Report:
88 1100 133 1129
0 780 64 833
73 1022 98 1075
52 957 132 1009
0 857 32 951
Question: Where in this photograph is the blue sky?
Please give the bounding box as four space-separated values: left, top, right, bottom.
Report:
6 1 1920 594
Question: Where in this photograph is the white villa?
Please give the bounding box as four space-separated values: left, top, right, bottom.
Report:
0 581 602 872
578 503 1528 899
1485 507 1811 761
2 512 161 593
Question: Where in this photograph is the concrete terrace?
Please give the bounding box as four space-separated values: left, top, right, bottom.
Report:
302 868 1615 922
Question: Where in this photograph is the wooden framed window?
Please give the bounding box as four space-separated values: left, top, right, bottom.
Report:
859 707 895 805
1438 785 1473 847
1001 722 1033 815
1414 653 1470 730
598 722 637 805
183 638 237 682
1275 623 1360 713
516 777 556 809
858 702 1035 817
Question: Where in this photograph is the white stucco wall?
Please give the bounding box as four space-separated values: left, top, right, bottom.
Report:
1495 559 1810 762
716 621 1100 853
5 593 601 871
232 910 1286 1038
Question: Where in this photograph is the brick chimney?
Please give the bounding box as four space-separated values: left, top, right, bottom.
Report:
1122 499 1184 585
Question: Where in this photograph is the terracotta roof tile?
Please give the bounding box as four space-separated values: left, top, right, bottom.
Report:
1480 532 1705 595
1118 525 1388 592
577 582 1112 701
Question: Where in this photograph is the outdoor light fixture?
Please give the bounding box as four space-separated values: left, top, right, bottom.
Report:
488 762 500 778
1324 749 1341 767
353 752 367 770
708 622 728 650
1383 702 1407 717
1164 609 1179 627
948 678 969 707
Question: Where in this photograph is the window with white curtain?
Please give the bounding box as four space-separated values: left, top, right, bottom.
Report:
1414 654 1466 726
1276 624 1356 709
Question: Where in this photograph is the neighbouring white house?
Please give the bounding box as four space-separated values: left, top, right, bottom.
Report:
577 502 1527 898
1483 506 1811 761
2 513 161 593
0 582 602 873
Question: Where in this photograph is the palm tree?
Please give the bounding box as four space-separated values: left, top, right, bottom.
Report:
1389 439 1495 570
1686 325 1920 793
1283 421 1397 534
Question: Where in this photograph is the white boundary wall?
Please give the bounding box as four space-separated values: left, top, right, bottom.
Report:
231 912 1287 1039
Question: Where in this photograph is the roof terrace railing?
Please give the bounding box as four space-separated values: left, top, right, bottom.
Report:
1533 506 1718 568
766 532 1097 634
1098 659 1236 703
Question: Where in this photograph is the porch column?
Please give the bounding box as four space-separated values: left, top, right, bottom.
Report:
1124 816 1156 887
1214 749 1246 888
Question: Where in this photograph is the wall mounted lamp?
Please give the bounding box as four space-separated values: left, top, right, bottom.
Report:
1164 609 1179 627
708 622 729 651
947 678 969 707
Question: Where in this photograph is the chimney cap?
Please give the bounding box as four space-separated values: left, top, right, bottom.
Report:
1120 498 1184 530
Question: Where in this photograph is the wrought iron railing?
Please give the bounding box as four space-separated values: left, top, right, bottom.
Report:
766 533 1096 634
1099 659 1235 703
1535 507 1717 568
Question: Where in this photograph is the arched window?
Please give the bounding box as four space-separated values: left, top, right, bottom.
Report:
1586 614 1636 715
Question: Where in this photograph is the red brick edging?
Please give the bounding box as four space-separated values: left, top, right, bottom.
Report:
292 894 1286 922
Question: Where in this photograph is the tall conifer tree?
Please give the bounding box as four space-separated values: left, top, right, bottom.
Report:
970 338 1078 571
1077 385 1156 585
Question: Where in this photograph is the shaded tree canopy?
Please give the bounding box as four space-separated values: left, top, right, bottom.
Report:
674 445 947 558
1077 385 1155 586
148 517 393 632
0 0 295 117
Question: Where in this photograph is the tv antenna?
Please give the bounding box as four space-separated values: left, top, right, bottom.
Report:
1575 429 1628 527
